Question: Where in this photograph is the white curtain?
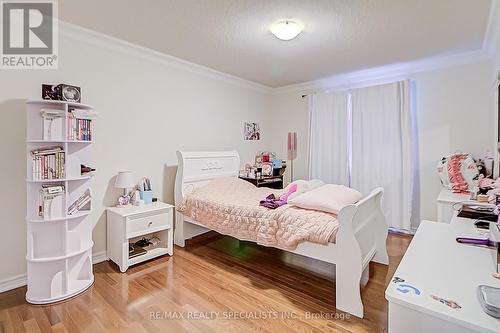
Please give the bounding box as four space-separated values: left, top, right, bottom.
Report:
307 91 349 185
350 81 412 230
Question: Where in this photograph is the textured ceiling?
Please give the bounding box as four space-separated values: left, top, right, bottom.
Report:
59 0 492 87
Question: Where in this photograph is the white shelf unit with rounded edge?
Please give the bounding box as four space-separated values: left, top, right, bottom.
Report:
25 100 97 304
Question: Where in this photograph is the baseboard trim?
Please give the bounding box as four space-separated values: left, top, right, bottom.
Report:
92 251 108 264
0 251 108 294
0 274 27 293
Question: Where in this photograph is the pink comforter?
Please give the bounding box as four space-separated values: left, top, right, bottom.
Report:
177 177 339 250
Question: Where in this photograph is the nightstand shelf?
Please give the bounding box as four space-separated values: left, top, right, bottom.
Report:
128 247 170 266
107 202 174 272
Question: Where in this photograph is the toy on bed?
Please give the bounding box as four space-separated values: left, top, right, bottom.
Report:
259 183 298 209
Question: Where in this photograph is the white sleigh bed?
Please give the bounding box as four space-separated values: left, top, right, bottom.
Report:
174 150 389 318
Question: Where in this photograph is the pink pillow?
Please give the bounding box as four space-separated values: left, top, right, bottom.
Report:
288 184 363 214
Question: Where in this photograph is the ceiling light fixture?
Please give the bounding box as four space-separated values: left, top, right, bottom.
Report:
270 20 303 41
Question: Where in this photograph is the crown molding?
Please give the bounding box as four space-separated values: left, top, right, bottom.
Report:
270 48 491 95
272 0 500 95
59 21 272 94
484 0 500 56
273 1 500 95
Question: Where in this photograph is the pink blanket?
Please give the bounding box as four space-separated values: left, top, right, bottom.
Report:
177 177 339 250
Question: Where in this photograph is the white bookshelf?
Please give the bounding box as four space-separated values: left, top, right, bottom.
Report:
25 100 96 304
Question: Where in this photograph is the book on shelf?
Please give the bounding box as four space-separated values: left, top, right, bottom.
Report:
81 164 96 176
68 189 91 215
38 184 65 220
31 146 65 180
67 108 93 141
41 109 65 140
129 244 147 258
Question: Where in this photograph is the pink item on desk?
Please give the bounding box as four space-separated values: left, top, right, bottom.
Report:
448 155 469 193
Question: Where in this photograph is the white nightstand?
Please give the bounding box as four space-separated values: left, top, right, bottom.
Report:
106 202 174 272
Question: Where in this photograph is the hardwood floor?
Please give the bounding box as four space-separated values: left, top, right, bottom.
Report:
0 232 411 333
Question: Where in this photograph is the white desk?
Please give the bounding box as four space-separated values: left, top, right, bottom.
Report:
436 188 471 223
385 217 500 333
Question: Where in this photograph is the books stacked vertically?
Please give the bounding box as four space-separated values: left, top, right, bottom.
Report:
68 189 91 215
67 108 94 141
31 146 65 180
38 184 65 220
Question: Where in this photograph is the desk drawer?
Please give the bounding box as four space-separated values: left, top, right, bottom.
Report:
127 212 170 237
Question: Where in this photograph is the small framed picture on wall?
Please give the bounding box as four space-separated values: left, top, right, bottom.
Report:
244 122 261 140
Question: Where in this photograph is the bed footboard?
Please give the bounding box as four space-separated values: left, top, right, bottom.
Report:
334 187 388 318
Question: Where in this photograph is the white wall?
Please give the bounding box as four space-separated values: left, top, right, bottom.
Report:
0 29 272 282
412 61 495 223
270 60 496 227
269 94 310 183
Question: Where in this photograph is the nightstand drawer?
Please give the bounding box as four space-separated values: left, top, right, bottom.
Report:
126 212 170 237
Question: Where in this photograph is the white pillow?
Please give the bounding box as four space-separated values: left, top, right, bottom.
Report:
288 184 363 214
286 179 325 201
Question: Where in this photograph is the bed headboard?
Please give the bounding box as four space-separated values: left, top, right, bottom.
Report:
174 150 240 205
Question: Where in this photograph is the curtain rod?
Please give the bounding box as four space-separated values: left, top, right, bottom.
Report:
300 78 412 98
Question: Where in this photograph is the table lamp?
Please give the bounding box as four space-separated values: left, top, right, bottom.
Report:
114 171 135 206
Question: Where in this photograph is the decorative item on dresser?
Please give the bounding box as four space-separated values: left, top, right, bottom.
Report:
106 202 174 273
25 99 97 304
